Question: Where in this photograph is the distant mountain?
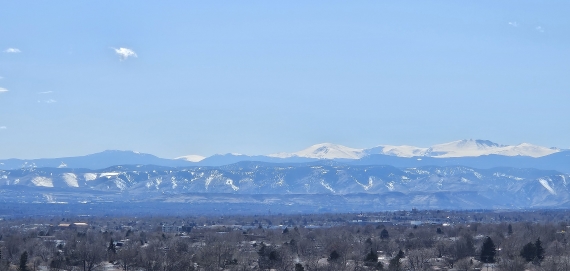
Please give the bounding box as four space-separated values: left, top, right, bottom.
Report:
0 139 566 171
270 139 560 159
424 139 558 158
175 154 206 162
269 143 365 159
2 162 570 209
349 151 570 173
0 150 192 170
195 153 316 167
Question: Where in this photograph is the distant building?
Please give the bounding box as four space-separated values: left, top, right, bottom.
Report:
162 224 192 233
162 225 177 233
58 222 89 230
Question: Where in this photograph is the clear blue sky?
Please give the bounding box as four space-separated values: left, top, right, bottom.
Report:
1 1 569 159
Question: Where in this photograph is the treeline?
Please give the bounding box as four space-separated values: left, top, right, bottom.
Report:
2 212 570 270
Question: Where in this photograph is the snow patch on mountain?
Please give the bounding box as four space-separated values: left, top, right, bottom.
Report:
62 173 79 187
84 173 97 181
538 178 556 195
226 178 239 191
32 177 53 187
100 172 120 178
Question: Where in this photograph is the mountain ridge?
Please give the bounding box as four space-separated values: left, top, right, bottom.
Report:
2 162 569 209
0 140 567 172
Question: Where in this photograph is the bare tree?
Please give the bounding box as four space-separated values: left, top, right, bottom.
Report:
497 256 527 271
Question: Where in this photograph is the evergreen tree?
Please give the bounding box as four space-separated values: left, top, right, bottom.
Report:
365 249 379 263
107 239 116 254
396 249 405 259
18 251 28 271
535 238 544 262
520 242 536 262
380 229 389 239
294 263 305 271
480 237 496 263
507 224 513 235
328 250 340 262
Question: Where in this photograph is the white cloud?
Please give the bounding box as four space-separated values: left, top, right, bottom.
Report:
112 47 137 61
0 126 6 129
0 76 3 80
535 26 545 33
508 22 518 27
39 91 53 94
0 87 8 93
3 48 21 53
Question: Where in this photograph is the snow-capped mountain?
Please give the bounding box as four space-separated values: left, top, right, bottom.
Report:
269 139 560 159
269 143 366 159
0 139 564 171
175 154 206 162
365 145 428 158
424 139 558 158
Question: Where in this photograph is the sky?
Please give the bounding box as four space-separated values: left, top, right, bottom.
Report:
1 1 569 159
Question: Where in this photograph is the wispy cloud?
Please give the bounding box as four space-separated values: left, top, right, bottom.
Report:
0 87 8 93
535 26 545 33
3 48 21 53
508 22 518 27
112 47 137 61
0 126 6 129
38 91 53 94
46 99 57 103
0 76 3 80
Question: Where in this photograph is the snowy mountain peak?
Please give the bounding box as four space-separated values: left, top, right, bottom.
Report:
365 145 428 158
175 155 206 162
426 139 557 158
425 139 502 157
267 139 560 160
269 143 365 159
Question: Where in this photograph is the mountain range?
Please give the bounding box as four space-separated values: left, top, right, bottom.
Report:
2 139 570 211
269 139 560 159
3 139 567 172
1 162 569 209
